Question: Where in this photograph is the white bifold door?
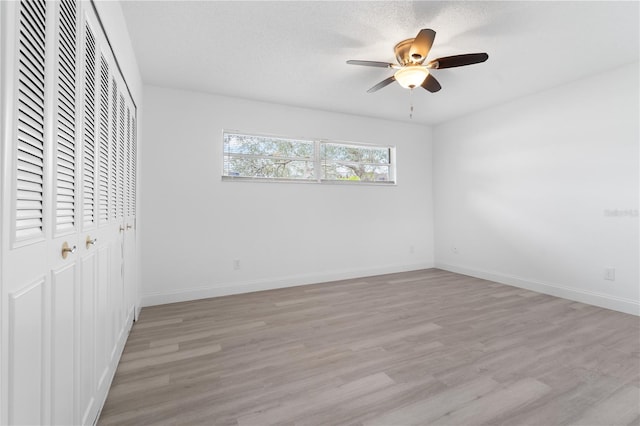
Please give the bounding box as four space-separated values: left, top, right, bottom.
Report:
0 1 138 424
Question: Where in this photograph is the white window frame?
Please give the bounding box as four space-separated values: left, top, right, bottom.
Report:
222 130 396 185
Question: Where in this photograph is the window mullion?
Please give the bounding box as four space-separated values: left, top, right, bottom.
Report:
314 140 321 182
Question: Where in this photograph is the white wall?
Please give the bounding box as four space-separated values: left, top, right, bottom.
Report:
141 86 434 306
434 62 640 315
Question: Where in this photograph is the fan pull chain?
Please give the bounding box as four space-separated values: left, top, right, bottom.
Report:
409 88 414 119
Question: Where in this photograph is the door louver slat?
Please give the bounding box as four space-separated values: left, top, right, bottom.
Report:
98 55 110 224
117 93 124 219
19 23 45 60
131 116 136 216
16 87 45 118
15 0 47 241
125 107 131 218
17 143 44 163
109 78 118 221
55 0 77 233
82 23 96 228
21 1 46 32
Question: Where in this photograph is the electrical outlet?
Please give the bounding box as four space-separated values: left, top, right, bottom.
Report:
233 259 241 270
409 245 415 254
604 268 615 281
452 247 459 254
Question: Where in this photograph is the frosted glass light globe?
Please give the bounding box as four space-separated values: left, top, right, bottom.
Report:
394 66 429 89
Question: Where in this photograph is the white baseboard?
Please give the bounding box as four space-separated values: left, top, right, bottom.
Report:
436 262 639 316
141 262 435 307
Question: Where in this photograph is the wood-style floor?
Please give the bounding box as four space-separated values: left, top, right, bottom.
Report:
98 269 640 426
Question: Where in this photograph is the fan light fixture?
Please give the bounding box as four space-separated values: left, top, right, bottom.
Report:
394 66 429 89
347 28 489 118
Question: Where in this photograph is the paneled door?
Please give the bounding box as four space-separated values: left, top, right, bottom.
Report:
50 0 81 423
1 2 58 423
0 1 138 424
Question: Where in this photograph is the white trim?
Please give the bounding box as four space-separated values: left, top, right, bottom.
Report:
0 1 5 423
221 175 396 186
435 262 640 316
141 262 434 307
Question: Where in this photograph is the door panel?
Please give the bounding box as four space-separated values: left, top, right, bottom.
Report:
50 264 76 425
96 245 110 389
9 278 45 425
124 225 135 323
79 252 96 425
109 238 124 361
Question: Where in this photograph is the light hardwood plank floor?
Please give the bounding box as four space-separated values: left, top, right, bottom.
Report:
98 269 640 426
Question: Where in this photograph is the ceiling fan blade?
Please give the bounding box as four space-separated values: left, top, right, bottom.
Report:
409 29 436 64
427 53 489 69
421 74 441 93
367 76 396 93
347 60 393 68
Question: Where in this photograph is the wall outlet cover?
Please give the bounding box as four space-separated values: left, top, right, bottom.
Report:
604 268 615 281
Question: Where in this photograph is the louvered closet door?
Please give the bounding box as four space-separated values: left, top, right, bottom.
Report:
78 7 136 424
78 16 100 425
1 1 52 424
49 0 80 424
79 13 121 425
108 76 125 351
95 51 113 398
3 0 83 424
124 112 138 314
1 1 138 425
123 102 137 325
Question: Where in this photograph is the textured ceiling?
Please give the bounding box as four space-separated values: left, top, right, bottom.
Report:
119 1 639 125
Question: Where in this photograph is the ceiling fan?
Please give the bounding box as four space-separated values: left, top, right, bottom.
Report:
347 29 488 93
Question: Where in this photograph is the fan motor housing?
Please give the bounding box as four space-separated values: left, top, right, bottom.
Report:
394 38 420 65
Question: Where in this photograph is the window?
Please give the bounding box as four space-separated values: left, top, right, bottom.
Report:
321 142 392 182
223 133 315 181
223 131 395 184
